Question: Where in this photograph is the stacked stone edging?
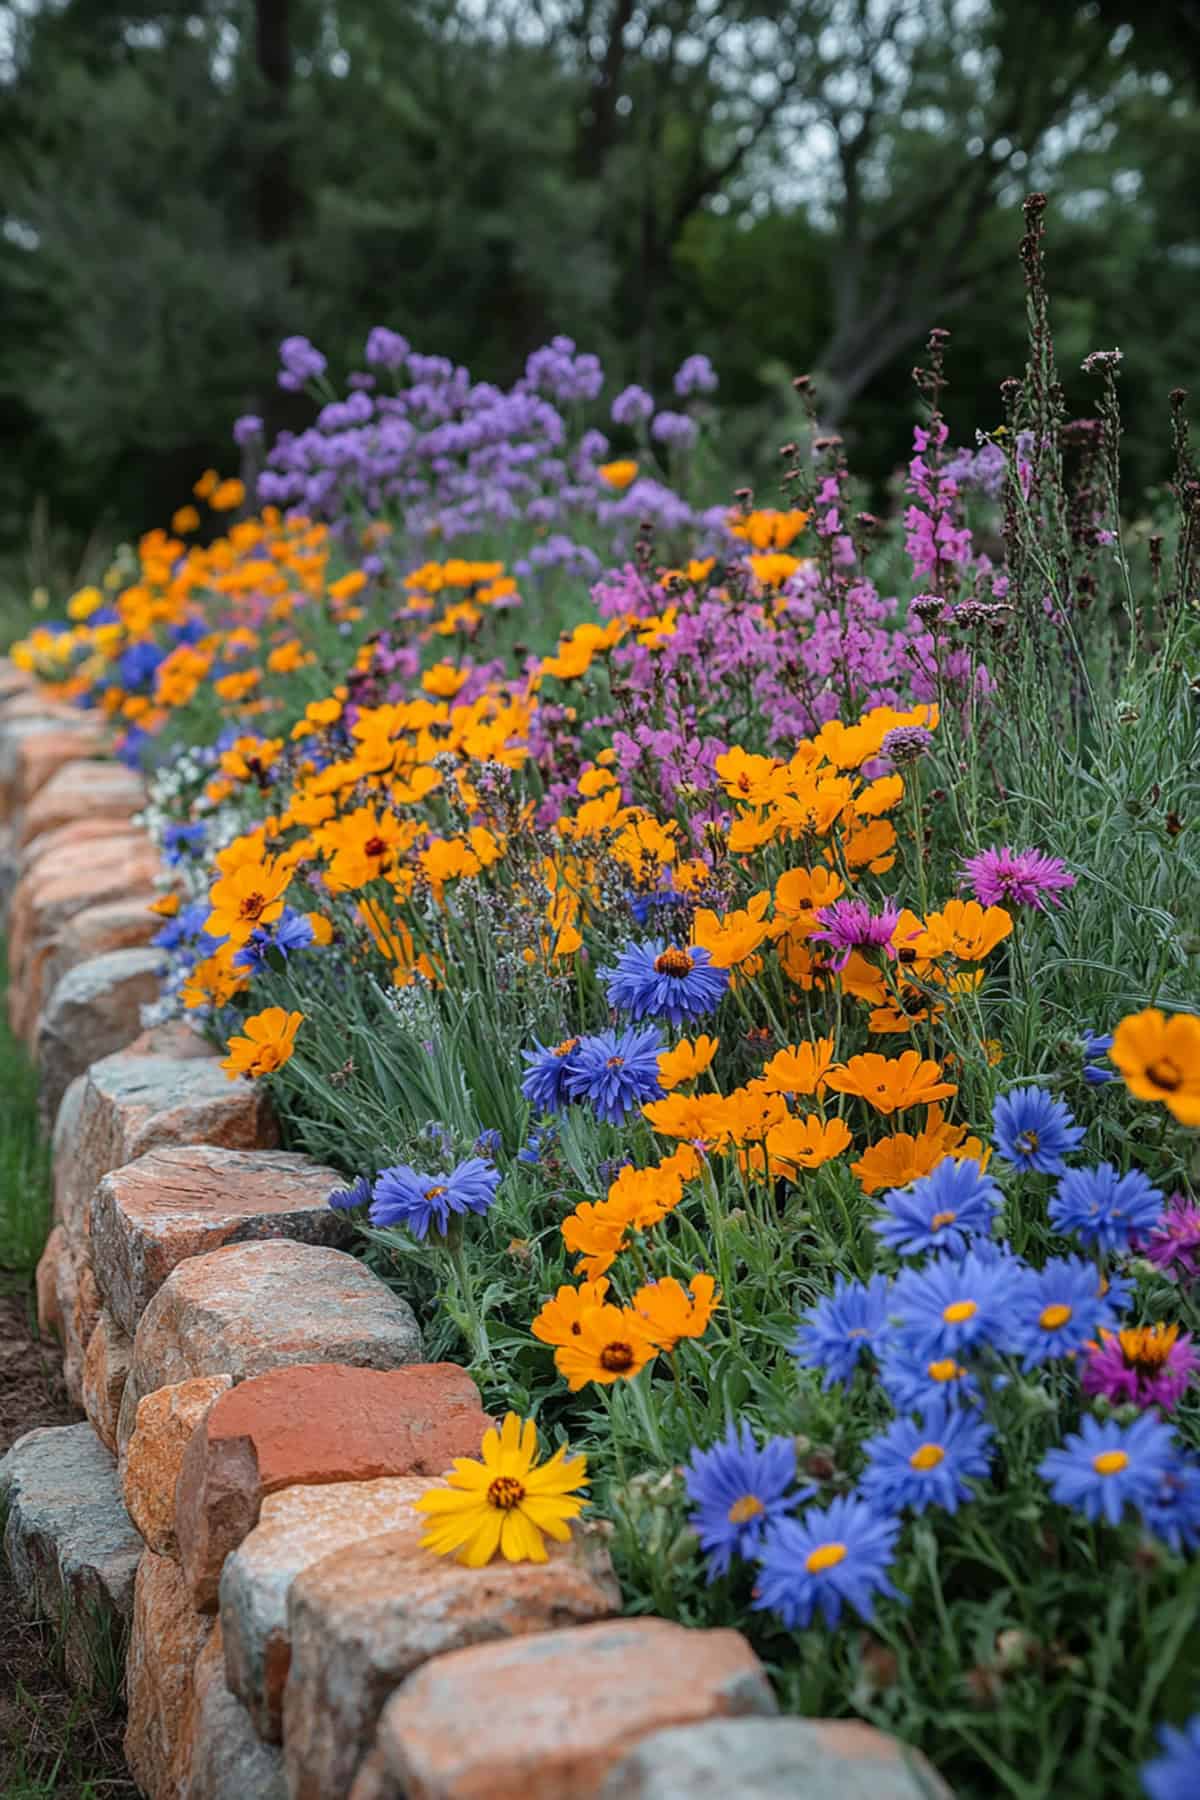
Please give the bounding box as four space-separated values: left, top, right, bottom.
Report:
0 658 948 1799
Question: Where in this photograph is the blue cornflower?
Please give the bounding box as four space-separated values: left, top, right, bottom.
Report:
1049 1163 1164 1254
520 1036 583 1114
603 940 728 1028
517 1125 554 1166
163 821 207 864
234 908 316 974
877 1341 983 1412
1039 1412 1178 1527
1142 1716 1200 1800
327 1174 373 1212
1009 1254 1119 1368
369 1157 500 1240
1141 1456 1200 1555
874 1157 1002 1258
792 1274 891 1389
563 1026 663 1123
891 1249 1021 1364
753 1495 902 1630
1081 1030 1118 1086
473 1128 502 1159
683 1421 803 1580
992 1086 1085 1174
859 1399 993 1515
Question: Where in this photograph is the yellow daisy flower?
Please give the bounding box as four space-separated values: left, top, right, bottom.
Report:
413 1413 588 1567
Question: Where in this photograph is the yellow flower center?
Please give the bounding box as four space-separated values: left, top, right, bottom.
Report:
929 1210 957 1230
599 1341 636 1372
928 1358 965 1383
1117 1322 1180 1374
606 1056 625 1069
804 1541 848 1575
1093 1450 1129 1477
487 1475 527 1511
909 1443 945 1471
727 1494 766 1525
943 1299 978 1324
1147 1057 1182 1093
1015 1129 1040 1156
425 1185 447 1199
1039 1303 1072 1331
554 1037 579 1057
655 947 695 978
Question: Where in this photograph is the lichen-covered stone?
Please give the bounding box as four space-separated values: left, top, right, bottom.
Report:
124 1550 215 1800
36 946 163 1124
18 758 145 848
122 1376 233 1556
176 1361 489 1609
0 1422 142 1691
283 1515 621 1800
597 1718 955 1800
181 1627 288 1800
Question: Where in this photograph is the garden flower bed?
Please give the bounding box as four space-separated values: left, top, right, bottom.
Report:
7 202 1200 1799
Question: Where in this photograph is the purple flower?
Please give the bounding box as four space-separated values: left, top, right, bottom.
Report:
673 354 718 397
683 1421 802 1579
810 899 900 972
277 335 327 391
1049 1163 1164 1253
611 385 655 427
365 326 411 369
604 940 728 1028
1082 1324 1199 1413
880 725 932 764
651 410 699 450
992 1087 1085 1174
1142 1715 1200 1800
233 414 263 446
563 1026 663 1124
958 845 1076 910
859 1399 993 1515
520 1037 582 1114
1142 1194 1200 1283
369 1157 500 1240
1039 1412 1178 1527
328 1174 373 1212
753 1495 902 1630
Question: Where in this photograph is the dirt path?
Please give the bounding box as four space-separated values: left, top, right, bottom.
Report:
0 1287 135 1799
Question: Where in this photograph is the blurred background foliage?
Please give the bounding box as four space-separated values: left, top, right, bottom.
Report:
1 0 1198 578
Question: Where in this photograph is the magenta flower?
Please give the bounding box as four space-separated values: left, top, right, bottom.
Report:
1081 1324 1199 1413
810 899 900 971
958 846 1076 911
1142 1194 1200 1284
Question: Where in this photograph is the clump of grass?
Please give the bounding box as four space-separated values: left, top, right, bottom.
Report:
0 947 52 1295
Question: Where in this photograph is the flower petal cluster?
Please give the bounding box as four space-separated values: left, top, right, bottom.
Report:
413 1412 587 1566
604 940 729 1027
370 1157 500 1240
683 1422 800 1579
859 1399 993 1514
754 1495 902 1629
992 1086 1084 1174
874 1156 1001 1257
1039 1412 1178 1526
1049 1162 1164 1253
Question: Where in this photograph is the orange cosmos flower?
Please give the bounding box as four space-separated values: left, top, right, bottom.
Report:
758 1040 835 1098
851 1105 990 1195
205 858 291 946
658 1035 719 1090
911 899 1013 963
221 1008 303 1080
531 1279 611 1348
1110 1007 1200 1125
631 1273 720 1351
761 1113 852 1176
826 1050 957 1116
561 1203 631 1281
553 1304 658 1391
180 944 248 1011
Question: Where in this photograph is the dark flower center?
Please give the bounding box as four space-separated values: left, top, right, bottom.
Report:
600 1341 635 1371
1015 1129 1040 1155
1147 1057 1182 1092
363 835 388 858
238 892 267 921
654 947 695 978
487 1476 526 1511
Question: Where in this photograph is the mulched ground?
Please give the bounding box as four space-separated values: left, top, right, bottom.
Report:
0 1286 136 1799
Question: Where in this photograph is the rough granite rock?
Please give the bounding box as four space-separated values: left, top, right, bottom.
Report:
596 1719 956 1800
90 1145 350 1337
53 1042 275 1245
219 1478 437 1738
122 1376 234 1556
176 1361 490 1609
81 1308 135 1452
36 946 164 1125
118 1240 423 1456
21 892 161 1041
366 1619 777 1800
35 1221 69 1336
124 1550 215 1800
8 834 158 1026
181 1626 288 1800
0 1422 142 1690
10 725 108 813
63 1249 102 1407
18 758 145 848
282 1516 622 1800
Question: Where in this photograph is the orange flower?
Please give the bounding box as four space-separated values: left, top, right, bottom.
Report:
597 459 638 490
758 1040 835 1098
149 892 180 918
561 1203 631 1281
851 1105 990 1195
531 1279 611 1348
762 1113 852 1176
658 1035 719 1090
771 865 845 938
714 747 780 804
826 1050 957 1116
911 899 1013 963
691 893 771 971
631 1273 719 1351
206 858 291 945
553 1305 658 1390
221 1008 303 1079
1110 1007 1200 1126
180 944 248 1011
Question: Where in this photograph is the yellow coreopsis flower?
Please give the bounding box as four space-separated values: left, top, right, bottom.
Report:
413 1413 588 1567
221 1008 304 1080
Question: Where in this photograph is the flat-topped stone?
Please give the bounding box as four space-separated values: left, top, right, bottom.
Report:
220 1477 437 1738
90 1145 350 1337
123 1376 235 1556
0 1422 143 1690
36 946 163 1124
597 1718 955 1799
20 892 160 1040
8 832 158 1021
54 1043 276 1244
283 1514 622 1800
176 1361 490 1609
118 1240 423 1453
365 1619 777 1799
19 757 145 847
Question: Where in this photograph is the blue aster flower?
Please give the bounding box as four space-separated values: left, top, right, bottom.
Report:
1081 1029 1118 1086
860 1399 993 1515
891 1248 1022 1364
1140 1456 1200 1555
563 1026 663 1123
473 1128 502 1159
1142 1716 1200 1800
1049 1163 1164 1254
327 1174 373 1212
163 821 207 864
791 1273 891 1389
874 1156 1002 1258
234 907 317 974
876 1341 983 1412
1008 1254 1119 1368
520 1036 583 1114
603 940 729 1027
992 1086 1085 1174
683 1421 803 1580
369 1157 501 1240
1039 1412 1178 1527
753 1495 902 1630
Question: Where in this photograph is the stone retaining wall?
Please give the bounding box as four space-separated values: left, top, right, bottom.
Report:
0 659 950 1800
